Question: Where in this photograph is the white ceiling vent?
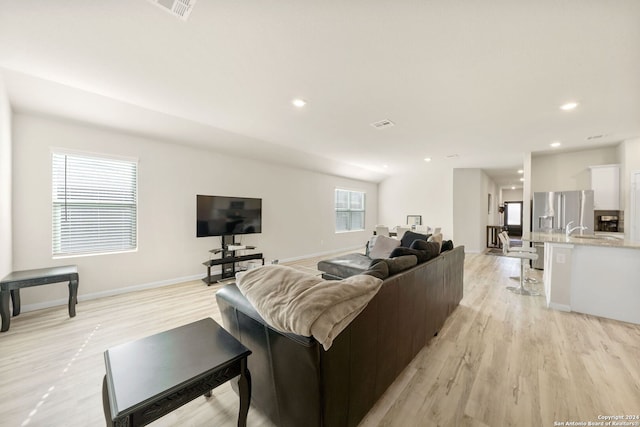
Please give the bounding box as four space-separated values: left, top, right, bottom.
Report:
147 0 197 21
370 119 395 129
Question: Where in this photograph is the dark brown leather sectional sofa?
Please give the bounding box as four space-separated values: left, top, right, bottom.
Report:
215 245 465 427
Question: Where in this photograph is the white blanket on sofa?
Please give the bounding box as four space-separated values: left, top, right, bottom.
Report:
235 265 382 350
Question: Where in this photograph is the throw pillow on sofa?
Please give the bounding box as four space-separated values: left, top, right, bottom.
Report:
400 230 430 248
369 235 401 259
428 233 443 251
364 236 381 257
440 240 454 252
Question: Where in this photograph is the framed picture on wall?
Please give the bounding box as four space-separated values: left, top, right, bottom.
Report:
407 215 422 226
488 194 492 214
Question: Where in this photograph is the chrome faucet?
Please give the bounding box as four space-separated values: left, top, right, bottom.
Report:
565 221 588 237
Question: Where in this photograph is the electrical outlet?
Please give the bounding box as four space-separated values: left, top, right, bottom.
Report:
557 253 566 264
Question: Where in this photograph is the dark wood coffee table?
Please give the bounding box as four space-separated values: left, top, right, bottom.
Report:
102 318 251 427
0 265 79 332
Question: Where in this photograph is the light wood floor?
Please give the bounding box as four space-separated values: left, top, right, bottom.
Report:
1 252 639 427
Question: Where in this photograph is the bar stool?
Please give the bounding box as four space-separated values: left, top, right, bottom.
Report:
498 232 540 296
500 231 539 284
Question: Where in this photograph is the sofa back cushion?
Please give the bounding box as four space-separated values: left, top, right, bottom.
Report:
411 239 441 259
440 240 454 252
370 254 418 275
361 259 390 280
390 241 440 264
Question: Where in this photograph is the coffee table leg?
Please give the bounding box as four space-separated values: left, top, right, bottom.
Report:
11 289 21 316
68 276 78 317
237 358 251 427
1 290 10 332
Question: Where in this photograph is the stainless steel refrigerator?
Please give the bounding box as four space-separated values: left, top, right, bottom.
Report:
533 190 595 233
531 190 594 268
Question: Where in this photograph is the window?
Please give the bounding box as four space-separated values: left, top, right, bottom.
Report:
52 152 138 257
335 189 365 232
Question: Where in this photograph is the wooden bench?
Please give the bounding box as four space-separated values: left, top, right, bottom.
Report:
0 265 79 332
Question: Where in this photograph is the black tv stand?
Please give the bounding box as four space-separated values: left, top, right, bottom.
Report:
202 235 264 285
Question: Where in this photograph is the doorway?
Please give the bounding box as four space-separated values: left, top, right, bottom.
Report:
504 201 523 237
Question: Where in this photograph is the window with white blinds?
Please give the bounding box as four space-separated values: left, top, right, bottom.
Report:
335 189 365 232
52 152 138 256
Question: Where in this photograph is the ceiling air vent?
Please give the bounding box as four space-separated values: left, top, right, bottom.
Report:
370 119 395 129
147 0 197 21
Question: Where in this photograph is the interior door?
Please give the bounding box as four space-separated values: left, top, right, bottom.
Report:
504 201 523 237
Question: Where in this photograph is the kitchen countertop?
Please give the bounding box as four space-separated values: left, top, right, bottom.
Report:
522 231 640 249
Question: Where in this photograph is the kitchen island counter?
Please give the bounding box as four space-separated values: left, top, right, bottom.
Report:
522 231 640 249
526 231 640 325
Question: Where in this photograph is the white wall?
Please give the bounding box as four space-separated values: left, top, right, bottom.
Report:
0 75 11 279
501 189 523 202
523 152 532 236
377 162 453 239
452 169 497 253
12 114 378 309
619 138 640 239
531 146 619 192
485 173 499 227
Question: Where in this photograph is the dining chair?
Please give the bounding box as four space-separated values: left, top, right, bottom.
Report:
375 225 390 237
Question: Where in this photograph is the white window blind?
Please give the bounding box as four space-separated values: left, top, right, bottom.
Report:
52 152 138 256
335 189 365 232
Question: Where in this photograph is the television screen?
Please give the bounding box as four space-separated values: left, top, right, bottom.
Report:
196 195 262 237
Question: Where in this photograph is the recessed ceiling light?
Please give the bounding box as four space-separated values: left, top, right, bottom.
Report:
292 98 306 108
560 102 579 111
424 157 432 162
383 164 389 169
550 141 561 148
512 186 516 190
519 178 525 182
517 169 524 174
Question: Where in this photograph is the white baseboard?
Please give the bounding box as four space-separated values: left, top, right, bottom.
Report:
465 248 484 254
19 273 204 313
547 302 571 312
279 245 363 263
19 246 363 313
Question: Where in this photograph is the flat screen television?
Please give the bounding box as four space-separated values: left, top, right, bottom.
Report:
196 195 262 237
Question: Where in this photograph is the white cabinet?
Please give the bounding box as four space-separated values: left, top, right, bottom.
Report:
589 164 620 210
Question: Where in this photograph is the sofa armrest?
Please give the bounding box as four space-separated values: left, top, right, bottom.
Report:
216 283 323 427
216 284 316 347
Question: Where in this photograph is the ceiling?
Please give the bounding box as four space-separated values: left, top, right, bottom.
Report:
1 1 639 187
